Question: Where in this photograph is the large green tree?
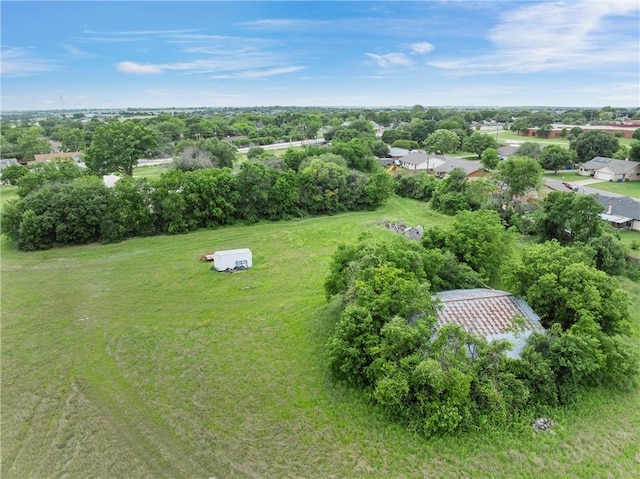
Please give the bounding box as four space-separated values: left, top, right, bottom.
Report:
536 191 604 243
58 127 86 152
505 241 630 335
570 130 619 162
481 147 499 170
425 209 514 283
538 145 577 173
424 129 459 154
2 179 110 250
85 121 157 176
494 156 543 203
463 132 498 159
3 126 52 160
629 141 640 161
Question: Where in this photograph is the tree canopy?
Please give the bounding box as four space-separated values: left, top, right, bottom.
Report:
494 156 543 202
505 241 630 335
424 129 459 155
570 130 619 163
85 121 157 176
463 132 498 159
538 145 577 173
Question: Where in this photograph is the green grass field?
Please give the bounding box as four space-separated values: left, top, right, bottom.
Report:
495 130 634 148
2 197 640 478
495 130 568 146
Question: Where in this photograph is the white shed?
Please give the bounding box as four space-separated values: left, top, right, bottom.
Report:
212 248 252 271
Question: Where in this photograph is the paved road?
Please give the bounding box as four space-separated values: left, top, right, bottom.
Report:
136 139 327 163
138 158 173 166
236 138 326 153
545 178 626 198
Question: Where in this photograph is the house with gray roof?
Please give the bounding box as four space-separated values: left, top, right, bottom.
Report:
433 289 544 359
433 157 483 179
594 195 640 231
388 147 409 159
578 157 640 182
399 151 445 171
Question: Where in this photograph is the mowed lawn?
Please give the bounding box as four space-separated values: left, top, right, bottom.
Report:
2 196 639 478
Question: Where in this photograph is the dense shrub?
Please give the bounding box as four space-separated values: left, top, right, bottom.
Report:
323 233 638 437
394 172 437 201
2 179 110 250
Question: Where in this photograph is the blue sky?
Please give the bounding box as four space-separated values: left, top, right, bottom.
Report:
2 0 639 110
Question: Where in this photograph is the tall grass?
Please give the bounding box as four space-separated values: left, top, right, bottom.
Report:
2 197 639 478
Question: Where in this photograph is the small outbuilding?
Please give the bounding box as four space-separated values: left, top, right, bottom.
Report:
212 248 253 271
433 289 544 359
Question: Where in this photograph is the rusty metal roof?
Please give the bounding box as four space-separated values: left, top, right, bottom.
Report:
434 289 544 336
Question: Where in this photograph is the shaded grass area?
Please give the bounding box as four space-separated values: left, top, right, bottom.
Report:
133 163 173 179
619 231 640 259
2 196 639 478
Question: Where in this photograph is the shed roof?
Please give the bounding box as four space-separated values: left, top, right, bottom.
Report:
214 248 252 256
434 289 543 337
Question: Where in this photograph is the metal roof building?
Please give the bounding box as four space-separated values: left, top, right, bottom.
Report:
433 289 544 358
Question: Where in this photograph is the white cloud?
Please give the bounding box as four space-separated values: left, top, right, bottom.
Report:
409 42 434 55
116 61 163 74
366 52 414 68
239 19 329 30
116 58 304 78
60 43 90 58
0 46 58 77
430 0 640 74
236 66 305 78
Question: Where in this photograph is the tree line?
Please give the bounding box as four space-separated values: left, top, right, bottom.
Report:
2 152 394 250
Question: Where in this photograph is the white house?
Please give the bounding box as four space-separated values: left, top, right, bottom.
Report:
399 151 445 171
579 157 640 182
